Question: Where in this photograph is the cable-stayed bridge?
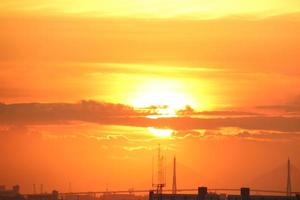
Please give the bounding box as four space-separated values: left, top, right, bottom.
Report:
56 188 300 196
26 159 300 197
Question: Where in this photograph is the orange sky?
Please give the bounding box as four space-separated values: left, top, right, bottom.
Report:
1 0 300 194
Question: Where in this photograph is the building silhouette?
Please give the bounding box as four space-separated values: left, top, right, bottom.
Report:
149 187 300 200
27 191 58 200
0 185 24 200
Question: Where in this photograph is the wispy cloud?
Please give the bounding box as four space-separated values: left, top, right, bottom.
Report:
1 0 300 19
1 101 300 133
257 95 300 114
0 100 146 125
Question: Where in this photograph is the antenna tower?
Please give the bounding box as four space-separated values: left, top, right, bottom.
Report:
287 158 292 197
152 144 166 194
172 156 177 194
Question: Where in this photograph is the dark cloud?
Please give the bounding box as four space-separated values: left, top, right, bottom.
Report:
1 101 300 132
257 95 300 113
144 105 261 116
98 116 300 132
196 110 260 116
154 116 300 132
228 130 300 141
0 100 145 125
177 105 261 116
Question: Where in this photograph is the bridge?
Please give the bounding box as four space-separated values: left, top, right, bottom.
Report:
55 188 300 196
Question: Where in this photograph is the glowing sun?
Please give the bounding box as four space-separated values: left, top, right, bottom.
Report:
131 79 195 117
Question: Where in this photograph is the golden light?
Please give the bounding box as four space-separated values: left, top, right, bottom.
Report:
148 127 174 137
10 0 297 19
131 78 196 117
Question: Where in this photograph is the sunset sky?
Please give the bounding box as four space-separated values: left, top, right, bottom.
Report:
1 0 300 194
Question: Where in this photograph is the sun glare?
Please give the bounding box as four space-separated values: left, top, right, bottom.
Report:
131 79 195 117
148 127 173 137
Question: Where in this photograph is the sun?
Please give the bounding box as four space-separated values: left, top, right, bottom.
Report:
131 79 195 117
148 127 173 137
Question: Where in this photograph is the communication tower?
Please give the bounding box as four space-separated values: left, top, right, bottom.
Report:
152 144 166 194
